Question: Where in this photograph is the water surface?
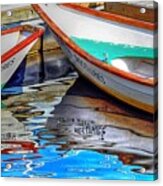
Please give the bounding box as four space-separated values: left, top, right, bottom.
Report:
1 76 157 180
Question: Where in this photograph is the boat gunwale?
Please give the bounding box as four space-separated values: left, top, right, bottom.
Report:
62 3 157 31
32 4 156 87
1 25 23 35
1 25 44 63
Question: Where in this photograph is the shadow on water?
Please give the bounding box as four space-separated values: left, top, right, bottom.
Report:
1 49 157 180
45 77 157 175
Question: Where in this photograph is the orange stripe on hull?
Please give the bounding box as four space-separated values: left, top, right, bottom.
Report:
1 25 44 63
77 66 156 114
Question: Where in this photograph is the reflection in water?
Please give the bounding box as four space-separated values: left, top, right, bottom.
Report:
46 95 157 175
1 51 157 180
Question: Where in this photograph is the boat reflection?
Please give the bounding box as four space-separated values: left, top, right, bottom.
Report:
1 48 157 179
44 78 157 175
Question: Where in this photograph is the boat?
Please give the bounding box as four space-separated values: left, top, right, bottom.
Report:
1 25 44 88
32 3 158 113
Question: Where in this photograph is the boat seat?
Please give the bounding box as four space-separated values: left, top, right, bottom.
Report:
111 57 154 79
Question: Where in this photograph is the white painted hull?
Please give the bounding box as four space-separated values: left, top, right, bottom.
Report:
39 4 156 48
1 31 20 55
1 39 37 87
52 31 155 112
32 4 157 112
1 25 44 88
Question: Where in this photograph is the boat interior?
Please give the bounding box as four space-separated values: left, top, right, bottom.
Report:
111 57 154 79
39 4 154 48
35 4 156 80
71 36 155 79
1 26 35 55
1 31 20 55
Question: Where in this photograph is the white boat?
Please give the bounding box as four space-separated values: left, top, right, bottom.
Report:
32 4 158 113
1 25 44 88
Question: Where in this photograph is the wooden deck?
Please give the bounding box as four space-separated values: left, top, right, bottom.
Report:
104 2 158 23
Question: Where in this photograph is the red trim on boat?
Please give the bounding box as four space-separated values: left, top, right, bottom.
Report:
1 141 38 154
32 4 155 86
1 25 44 63
1 26 23 35
62 3 157 31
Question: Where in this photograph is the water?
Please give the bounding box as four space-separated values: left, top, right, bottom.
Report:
1 74 157 180
1 27 157 180
71 36 157 63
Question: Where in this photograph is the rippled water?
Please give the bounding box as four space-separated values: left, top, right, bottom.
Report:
1 50 157 180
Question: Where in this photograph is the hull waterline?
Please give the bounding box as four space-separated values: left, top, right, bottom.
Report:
32 4 157 113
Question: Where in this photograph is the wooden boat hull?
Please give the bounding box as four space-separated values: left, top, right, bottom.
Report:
1 40 36 88
53 32 155 113
32 4 157 113
1 25 44 88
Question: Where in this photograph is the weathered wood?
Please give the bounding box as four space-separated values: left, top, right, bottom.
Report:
104 2 158 23
74 2 104 8
1 5 39 24
1 5 60 53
